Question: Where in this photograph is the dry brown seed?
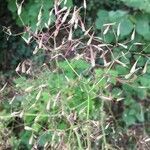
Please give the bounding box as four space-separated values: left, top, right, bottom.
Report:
46 99 51 111
29 134 34 145
115 60 127 67
118 43 128 49
36 88 42 100
62 8 71 23
142 60 149 74
87 32 94 45
103 25 110 35
21 62 26 73
83 0 87 9
80 20 85 31
57 6 67 14
68 27 72 41
25 86 33 92
15 63 21 72
117 23 121 37
84 27 92 36
90 46 95 67
131 28 135 41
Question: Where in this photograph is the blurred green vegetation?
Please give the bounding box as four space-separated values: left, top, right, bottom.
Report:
1 0 150 71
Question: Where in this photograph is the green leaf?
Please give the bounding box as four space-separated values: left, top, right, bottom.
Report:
19 131 32 149
32 123 41 132
139 75 150 87
136 15 150 40
38 131 52 146
121 0 150 13
7 0 17 13
124 98 134 105
104 31 115 43
136 112 144 122
57 121 68 130
96 10 109 29
112 88 122 98
123 112 136 126
109 10 127 22
120 18 134 37
7 0 54 30
95 69 104 77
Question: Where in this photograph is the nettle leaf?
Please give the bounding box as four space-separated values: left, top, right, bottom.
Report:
28 3 41 17
109 10 127 22
112 88 122 98
38 131 52 146
136 112 144 122
19 131 32 149
139 75 150 87
7 0 17 13
120 18 134 37
123 111 136 126
124 98 135 105
96 10 109 29
7 0 54 30
95 69 104 77
121 0 150 13
123 84 134 95
123 101 143 126
58 59 90 78
104 31 115 43
96 10 133 39
115 65 129 75
57 121 68 130
137 88 146 100
136 15 150 40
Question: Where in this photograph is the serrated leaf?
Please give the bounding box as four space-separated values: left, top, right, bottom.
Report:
109 10 127 22
136 15 150 40
121 0 150 13
120 18 134 37
96 10 109 29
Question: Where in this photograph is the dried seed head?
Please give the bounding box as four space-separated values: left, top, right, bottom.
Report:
48 9 54 26
25 86 34 92
84 27 92 36
131 28 135 41
117 23 121 37
68 27 73 41
15 63 21 72
118 43 128 49
57 6 67 14
83 0 87 9
21 62 26 73
70 7 76 24
103 25 110 35
62 8 71 23
36 88 42 100
87 32 94 46
46 99 51 111
29 134 34 145
80 20 85 32
142 60 149 74
74 18 79 29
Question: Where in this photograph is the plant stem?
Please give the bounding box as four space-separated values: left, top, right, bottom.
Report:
100 99 108 150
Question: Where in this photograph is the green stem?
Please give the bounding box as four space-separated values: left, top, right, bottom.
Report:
100 100 108 150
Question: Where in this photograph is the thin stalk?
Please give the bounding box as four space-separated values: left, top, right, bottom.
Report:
86 93 91 150
100 99 108 150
